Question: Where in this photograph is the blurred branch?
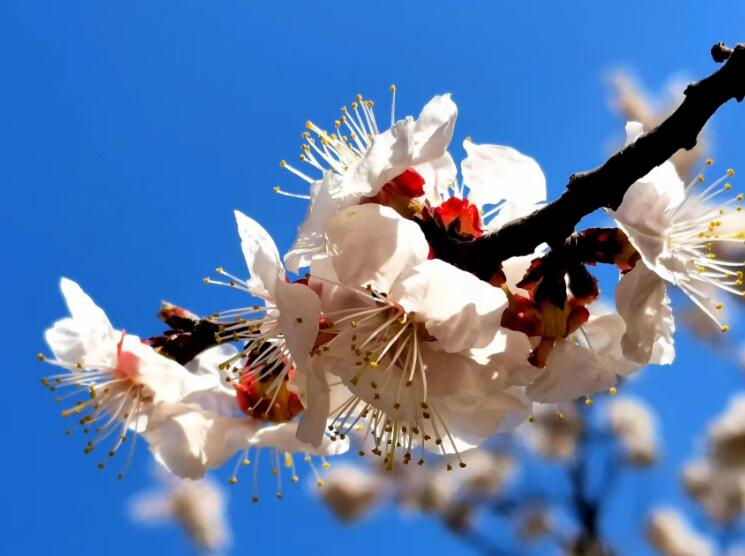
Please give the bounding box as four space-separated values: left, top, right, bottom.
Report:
423 43 745 281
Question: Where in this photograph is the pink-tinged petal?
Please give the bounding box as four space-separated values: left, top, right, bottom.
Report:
326 204 429 293
389 259 508 353
234 210 284 299
615 264 675 365
124 336 218 403
461 140 546 212
145 402 259 480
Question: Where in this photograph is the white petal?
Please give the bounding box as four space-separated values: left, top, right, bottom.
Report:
252 421 349 456
461 140 547 212
582 313 642 377
411 94 458 163
424 346 528 451
295 362 331 448
389 259 508 353
145 402 258 480
124 336 218 403
608 180 675 270
274 280 321 370
610 121 685 264
284 173 356 273
234 210 284 299
331 94 457 199
624 121 644 145
615 264 675 365
415 152 458 204
334 117 416 198
326 204 429 293
525 341 618 403
45 278 117 366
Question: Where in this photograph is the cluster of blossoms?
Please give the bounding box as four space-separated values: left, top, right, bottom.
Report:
38 89 745 506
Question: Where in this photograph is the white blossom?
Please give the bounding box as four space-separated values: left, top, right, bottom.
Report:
607 397 658 467
610 121 744 364
40 278 217 478
130 471 231 554
647 508 714 556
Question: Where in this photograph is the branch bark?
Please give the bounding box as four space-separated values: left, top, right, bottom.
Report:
431 43 745 280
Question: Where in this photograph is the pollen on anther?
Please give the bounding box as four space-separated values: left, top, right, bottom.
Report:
721 325 730 333
609 386 618 396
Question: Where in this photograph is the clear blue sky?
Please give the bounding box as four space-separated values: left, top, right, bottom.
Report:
3 1 745 554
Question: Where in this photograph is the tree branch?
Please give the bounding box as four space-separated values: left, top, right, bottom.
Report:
432 43 745 281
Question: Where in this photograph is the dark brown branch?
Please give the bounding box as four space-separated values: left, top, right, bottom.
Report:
433 43 745 281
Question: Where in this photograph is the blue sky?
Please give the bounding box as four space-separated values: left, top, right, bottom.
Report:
3 1 745 554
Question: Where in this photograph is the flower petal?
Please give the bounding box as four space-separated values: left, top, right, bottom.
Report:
615 264 675 365
525 341 618 403
331 94 457 199
389 259 508 353
411 94 458 163
416 152 458 204
295 362 331 448
252 421 350 456
425 346 528 451
274 280 321 371
326 203 429 293
145 402 259 480
234 210 284 299
461 140 547 212
44 278 117 366
284 172 354 273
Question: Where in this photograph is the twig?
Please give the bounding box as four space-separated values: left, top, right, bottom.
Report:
427 43 745 281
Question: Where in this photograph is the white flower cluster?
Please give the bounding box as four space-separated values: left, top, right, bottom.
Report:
37 90 744 502
682 395 745 525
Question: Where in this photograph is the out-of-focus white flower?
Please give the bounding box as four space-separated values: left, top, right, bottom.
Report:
130 473 230 554
682 460 745 524
414 450 515 512
607 397 658 467
523 403 582 461
278 91 458 272
708 394 745 469
40 278 217 478
647 508 714 556
301 203 529 466
517 507 553 541
317 464 383 522
609 71 706 182
610 122 744 365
